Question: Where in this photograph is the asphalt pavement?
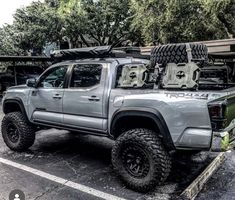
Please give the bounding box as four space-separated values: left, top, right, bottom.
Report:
196 150 235 200
0 101 234 200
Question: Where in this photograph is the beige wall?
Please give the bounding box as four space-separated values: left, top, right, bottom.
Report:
140 39 235 54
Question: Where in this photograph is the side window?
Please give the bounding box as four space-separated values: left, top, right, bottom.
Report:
70 64 102 88
38 66 68 88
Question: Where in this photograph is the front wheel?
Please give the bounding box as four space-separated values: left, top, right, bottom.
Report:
1 112 35 152
112 128 171 192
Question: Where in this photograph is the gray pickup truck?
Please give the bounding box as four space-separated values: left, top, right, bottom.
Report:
1 44 235 192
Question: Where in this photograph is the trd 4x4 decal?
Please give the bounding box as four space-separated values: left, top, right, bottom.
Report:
165 92 209 99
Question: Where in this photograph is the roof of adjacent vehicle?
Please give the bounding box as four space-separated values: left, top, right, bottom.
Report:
0 56 52 62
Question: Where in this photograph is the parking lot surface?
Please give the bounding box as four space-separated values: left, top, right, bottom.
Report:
0 100 233 200
196 150 235 200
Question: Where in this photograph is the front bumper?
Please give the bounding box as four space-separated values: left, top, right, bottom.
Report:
211 119 235 151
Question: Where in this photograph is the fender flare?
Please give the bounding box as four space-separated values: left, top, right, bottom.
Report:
2 98 28 120
110 107 175 150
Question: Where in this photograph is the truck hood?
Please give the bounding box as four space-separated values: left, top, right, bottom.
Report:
7 85 28 90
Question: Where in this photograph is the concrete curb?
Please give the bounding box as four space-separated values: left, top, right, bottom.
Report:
181 152 226 200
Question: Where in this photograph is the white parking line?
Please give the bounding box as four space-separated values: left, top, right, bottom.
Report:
0 157 127 200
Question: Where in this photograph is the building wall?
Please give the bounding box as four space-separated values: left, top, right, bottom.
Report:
140 39 235 54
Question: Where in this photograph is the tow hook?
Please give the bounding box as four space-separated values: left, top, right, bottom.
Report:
211 119 235 152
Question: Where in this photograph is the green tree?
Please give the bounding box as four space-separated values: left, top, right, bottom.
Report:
58 0 142 47
159 0 226 43
0 0 143 55
12 1 63 54
130 0 166 44
131 0 228 44
0 0 233 56
0 25 24 55
82 0 133 46
0 1 63 55
56 0 90 47
201 0 235 38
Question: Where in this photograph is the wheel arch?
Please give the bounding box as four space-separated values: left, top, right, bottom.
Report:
110 107 175 150
3 98 28 120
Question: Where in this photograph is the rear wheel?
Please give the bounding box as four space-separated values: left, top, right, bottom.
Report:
112 128 171 192
1 112 35 151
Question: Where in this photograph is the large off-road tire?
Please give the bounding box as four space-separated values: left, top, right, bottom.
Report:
112 128 171 192
1 112 35 151
150 43 208 67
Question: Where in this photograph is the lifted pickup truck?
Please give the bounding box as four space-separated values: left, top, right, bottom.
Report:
1 44 235 192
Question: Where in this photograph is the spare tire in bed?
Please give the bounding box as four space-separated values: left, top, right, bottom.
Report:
150 43 208 67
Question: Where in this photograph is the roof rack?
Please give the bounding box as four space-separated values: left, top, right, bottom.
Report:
51 46 150 61
113 46 141 54
209 52 235 59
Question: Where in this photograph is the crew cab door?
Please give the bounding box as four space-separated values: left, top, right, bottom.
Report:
29 65 69 124
63 63 108 131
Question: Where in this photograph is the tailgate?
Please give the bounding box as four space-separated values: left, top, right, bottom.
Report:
210 92 235 151
208 92 235 130
224 94 235 127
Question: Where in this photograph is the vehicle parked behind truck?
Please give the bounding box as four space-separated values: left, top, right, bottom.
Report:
0 56 52 95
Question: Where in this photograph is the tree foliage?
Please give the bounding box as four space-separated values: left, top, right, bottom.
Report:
0 24 24 55
13 1 63 54
82 0 133 46
131 0 229 44
201 0 235 38
57 0 139 47
0 1 63 55
0 0 234 55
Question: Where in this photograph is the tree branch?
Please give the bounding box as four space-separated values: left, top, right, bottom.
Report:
111 33 128 48
89 33 102 45
217 13 235 38
79 34 90 47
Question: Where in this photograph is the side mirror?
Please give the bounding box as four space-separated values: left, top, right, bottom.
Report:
26 78 36 88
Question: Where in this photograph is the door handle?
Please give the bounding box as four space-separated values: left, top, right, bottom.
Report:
53 94 62 99
88 96 100 101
